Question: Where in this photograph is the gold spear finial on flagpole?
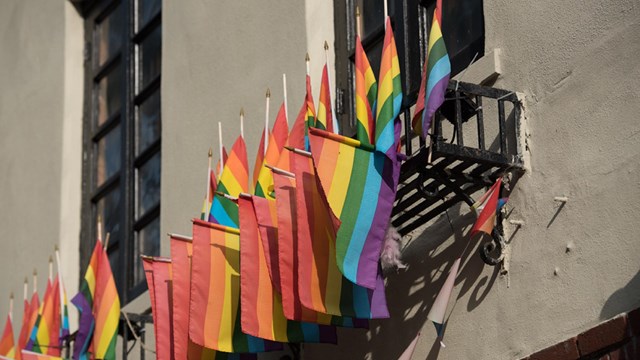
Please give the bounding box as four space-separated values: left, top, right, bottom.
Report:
356 6 362 37
208 147 213 158
305 53 310 76
240 107 245 139
9 293 13 322
23 277 28 302
33 268 37 295
104 232 111 251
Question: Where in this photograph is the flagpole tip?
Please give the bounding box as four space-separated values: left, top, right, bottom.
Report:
266 88 271 98
24 277 28 284
305 52 310 62
9 293 13 300
240 108 244 117
208 147 213 157
49 255 53 264
54 244 59 252
355 6 360 16
324 40 329 50
33 269 37 276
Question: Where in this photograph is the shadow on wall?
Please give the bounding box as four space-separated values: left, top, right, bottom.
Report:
600 270 640 322
303 202 503 360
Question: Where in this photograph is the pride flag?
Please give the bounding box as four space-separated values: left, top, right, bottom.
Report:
91 240 120 360
0 315 15 358
255 103 289 199
209 136 249 227
170 235 256 360
413 0 450 138
304 75 316 151
308 127 401 290
142 257 173 360
19 350 62 360
70 240 101 360
289 149 389 318
31 277 60 356
189 219 281 353
317 64 338 134
470 178 502 238
269 171 368 328
355 35 377 146
375 17 403 158
17 292 39 360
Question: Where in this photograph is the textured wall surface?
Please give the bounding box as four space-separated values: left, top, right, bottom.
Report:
0 0 83 335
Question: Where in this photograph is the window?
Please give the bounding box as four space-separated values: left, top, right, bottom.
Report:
333 0 484 136
80 0 161 304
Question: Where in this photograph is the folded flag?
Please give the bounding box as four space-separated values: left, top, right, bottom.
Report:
413 0 450 139
189 219 281 353
70 239 101 360
91 240 120 360
304 75 316 151
25 280 51 353
290 149 389 319
31 277 61 356
375 17 403 158
354 34 377 146
170 236 255 360
317 63 338 133
470 178 502 238
427 258 461 345
255 102 289 199
398 331 421 360
0 315 15 358
309 127 401 290
142 257 173 360
209 136 249 227
238 195 338 343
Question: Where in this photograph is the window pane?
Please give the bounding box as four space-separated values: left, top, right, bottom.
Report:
138 0 161 28
137 90 161 155
133 217 160 286
137 152 160 216
95 65 122 126
95 186 122 243
360 0 385 39
138 25 161 91
96 125 121 187
96 4 124 67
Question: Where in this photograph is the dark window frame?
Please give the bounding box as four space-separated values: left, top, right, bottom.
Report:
333 0 484 137
80 0 161 304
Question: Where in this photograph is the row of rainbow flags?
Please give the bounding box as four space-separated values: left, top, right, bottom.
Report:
0 233 120 360
138 2 503 359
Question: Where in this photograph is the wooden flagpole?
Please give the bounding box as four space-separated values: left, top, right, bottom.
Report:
264 88 271 156
240 108 245 139
282 74 289 123
218 122 224 171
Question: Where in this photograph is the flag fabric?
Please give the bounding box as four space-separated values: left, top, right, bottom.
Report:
209 136 249 227
238 195 338 343
31 277 61 356
375 17 403 158
19 350 62 360
170 236 255 360
427 258 461 340
317 64 338 134
308 127 401 290
304 75 316 151
91 240 120 360
25 280 51 352
142 257 173 360
251 127 267 191
398 332 421 360
57 277 69 349
217 147 229 178
255 103 289 199
189 219 281 353
18 292 39 360
413 1 451 139
290 149 389 319
470 178 502 238
270 170 367 328
0 315 15 358
355 35 378 146
201 153 219 221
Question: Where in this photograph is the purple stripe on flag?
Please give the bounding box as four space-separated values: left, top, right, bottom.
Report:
369 270 390 318
71 293 95 360
422 75 450 139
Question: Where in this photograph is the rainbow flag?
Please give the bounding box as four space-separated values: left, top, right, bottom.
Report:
427 257 461 342
0 315 15 358
288 149 389 318
202 147 228 221
31 277 61 356
91 240 120 360
304 75 316 151
251 127 267 191
25 280 50 353
170 236 256 360
308 127 400 290
413 1 450 138
209 136 249 227
375 17 403 158
18 292 39 360
255 103 289 199
19 350 62 360
57 276 69 349
355 35 378 146
317 64 338 134
470 179 502 238
142 257 173 360
238 195 338 343
189 219 282 353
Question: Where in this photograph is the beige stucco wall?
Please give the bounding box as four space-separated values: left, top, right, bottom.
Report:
0 0 83 335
